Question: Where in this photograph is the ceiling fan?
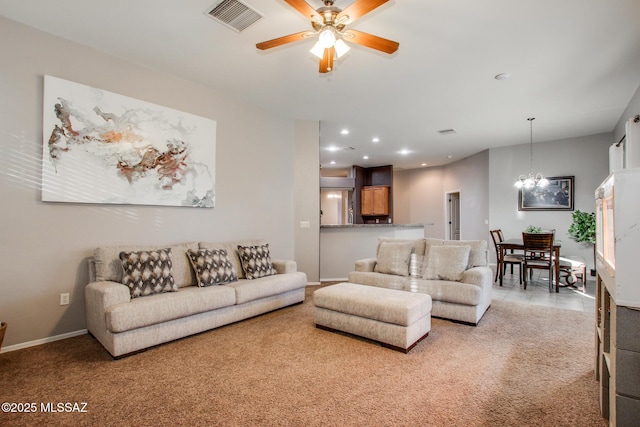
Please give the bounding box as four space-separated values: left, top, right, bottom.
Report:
256 0 399 73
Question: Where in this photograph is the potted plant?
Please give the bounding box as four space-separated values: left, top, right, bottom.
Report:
524 225 542 233
568 210 596 275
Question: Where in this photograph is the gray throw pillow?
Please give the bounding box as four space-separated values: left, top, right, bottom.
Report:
423 245 471 282
376 241 414 276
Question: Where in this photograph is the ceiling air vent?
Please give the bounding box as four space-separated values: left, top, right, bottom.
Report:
206 0 263 33
438 129 457 135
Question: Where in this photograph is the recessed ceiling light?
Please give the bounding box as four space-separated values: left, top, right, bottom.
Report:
372 137 380 143
399 149 410 155
447 155 453 159
421 163 428 167
363 155 369 160
327 146 339 152
494 72 511 80
330 160 336 164
340 129 349 135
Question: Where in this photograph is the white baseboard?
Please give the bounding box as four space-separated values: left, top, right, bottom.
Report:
0 329 87 354
306 281 322 286
319 278 348 282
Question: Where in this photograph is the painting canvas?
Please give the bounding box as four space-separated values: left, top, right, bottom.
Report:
42 75 216 207
518 176 574 211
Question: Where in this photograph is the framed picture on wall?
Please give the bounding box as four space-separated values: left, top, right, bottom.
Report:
518 176 574 211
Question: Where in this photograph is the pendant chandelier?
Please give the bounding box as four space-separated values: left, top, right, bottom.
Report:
514 117 549 189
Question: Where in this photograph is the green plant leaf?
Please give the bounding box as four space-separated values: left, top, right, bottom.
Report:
568 210 596 244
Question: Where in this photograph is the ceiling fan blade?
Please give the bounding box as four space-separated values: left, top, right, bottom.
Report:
319 47 335 73
337 0 389 25
256 31 314 50
343 29 399 54
283 0 320 20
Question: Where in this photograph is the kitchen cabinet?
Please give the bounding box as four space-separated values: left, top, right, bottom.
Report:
361 186 389 216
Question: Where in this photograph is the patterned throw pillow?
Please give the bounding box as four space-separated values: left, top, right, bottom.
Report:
119 248 177 298
423 245 471 282
236 244 276 280
187 249 238 287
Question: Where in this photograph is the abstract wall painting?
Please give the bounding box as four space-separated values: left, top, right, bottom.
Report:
42 75 216 207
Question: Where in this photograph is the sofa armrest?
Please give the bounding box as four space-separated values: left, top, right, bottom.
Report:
355 258 377 272
272 259 297 274
461 266 492 288
85 281 130 340
87 281 131 307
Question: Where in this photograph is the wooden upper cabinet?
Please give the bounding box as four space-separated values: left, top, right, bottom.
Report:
361 186 389 216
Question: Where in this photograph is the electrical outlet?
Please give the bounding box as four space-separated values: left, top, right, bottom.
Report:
60 293 70 306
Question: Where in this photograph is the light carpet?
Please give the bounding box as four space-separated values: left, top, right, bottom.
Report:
0 286 606 426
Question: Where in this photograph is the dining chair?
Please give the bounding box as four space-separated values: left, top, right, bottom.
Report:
490 229 523 284
522 232 555 291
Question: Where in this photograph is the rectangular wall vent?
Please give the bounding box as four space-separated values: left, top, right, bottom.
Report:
206 0 263 33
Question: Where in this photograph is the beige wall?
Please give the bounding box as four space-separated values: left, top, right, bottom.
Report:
393 150 490 241
489 133 612 270
0 17 304 349
294 121 320 283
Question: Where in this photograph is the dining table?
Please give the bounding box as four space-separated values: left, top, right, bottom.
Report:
497 238 562 292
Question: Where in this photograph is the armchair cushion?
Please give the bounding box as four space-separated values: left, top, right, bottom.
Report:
374 241 414 276
426 238 488 268
423 245 470 282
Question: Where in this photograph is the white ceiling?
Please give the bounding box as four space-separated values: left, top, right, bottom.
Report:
2 0 640 171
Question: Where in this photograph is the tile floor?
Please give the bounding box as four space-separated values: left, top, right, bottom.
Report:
492 267 597 313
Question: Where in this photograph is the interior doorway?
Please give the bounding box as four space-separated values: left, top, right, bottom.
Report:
445 191 461 240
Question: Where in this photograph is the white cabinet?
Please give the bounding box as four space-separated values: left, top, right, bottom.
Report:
595 168 640 425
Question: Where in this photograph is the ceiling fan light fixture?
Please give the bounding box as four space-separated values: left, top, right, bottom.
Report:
310 40 325 59
334 38 350 58
319 27 336 48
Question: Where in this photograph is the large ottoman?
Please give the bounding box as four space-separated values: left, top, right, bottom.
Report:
313 282 432 353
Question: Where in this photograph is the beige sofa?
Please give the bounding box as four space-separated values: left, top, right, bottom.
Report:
348 238 492 325
86 239 307 357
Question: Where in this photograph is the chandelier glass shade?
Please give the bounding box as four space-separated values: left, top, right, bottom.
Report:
514 117 549 189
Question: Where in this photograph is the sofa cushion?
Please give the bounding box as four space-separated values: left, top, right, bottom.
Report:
225 272 308 304
187 248 238 287
95 242 198 288
106 285 237 333
348 271 408 291
375 241 413 276
423 245 470 282
426 238 487 268
237 244 276 280
406 279 483 306
119 248 178 298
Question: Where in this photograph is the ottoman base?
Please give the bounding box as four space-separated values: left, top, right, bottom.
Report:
313 283 432 353
315 323 429 353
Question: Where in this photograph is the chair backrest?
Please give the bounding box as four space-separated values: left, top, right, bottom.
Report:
522 232 554 254
489 229 502 258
